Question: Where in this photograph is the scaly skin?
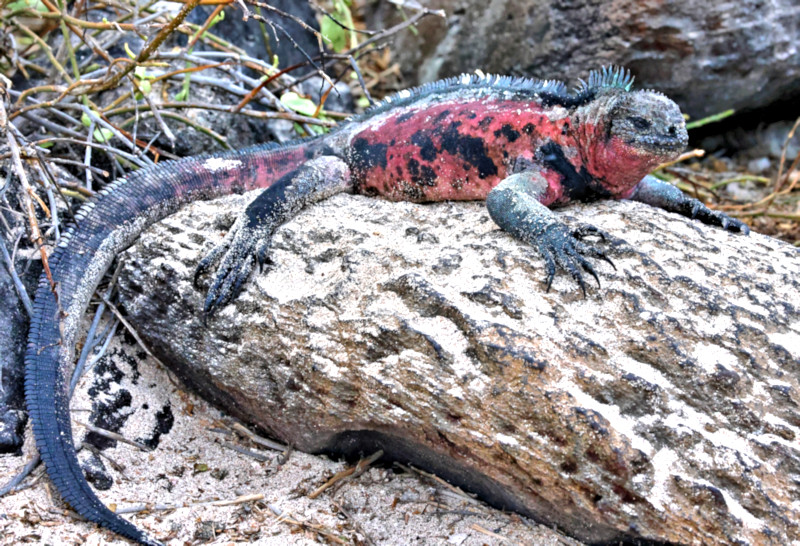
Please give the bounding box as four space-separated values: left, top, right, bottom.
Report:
23 67 748 545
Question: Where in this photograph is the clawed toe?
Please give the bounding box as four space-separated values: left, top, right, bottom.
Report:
538 223 612 296
572 224 609 241
195 232 271 316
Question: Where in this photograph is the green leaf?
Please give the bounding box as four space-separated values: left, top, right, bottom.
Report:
93 128 114 143
81 112 92 127
685 109 736 130
174 87 189 102
211 10 225 25
356 96 371 109
7 0 47 12
320 15 347 52
280 92 318 117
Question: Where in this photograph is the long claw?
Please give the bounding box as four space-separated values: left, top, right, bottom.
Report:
536 222 612 295
573 224 608 241
573 249 601 289
194 244 226 288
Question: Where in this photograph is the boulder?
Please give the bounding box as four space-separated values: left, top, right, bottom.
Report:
117 192 800 545
366 0 800 118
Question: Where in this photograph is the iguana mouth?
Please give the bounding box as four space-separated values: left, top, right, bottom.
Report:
632 132 688 154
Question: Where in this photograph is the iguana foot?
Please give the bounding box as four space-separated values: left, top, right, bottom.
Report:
629 175 750 235
688 201 750 234
194 220 272 315
538 223 613 295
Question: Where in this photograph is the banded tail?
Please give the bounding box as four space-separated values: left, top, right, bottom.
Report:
24 142 308 545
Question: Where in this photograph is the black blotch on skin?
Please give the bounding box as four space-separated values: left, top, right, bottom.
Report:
539 141 609 201
411 131 438 161
478 116 495 129
494 124 520 142
396 112 414 123
408 159 437 186
434 109 451 122
244 170 293 228
421 165 437 185
522 123 535 135
350 138 388 173
466 112 477 119
396 166 403 176
441 122 498 179
360 185 380 197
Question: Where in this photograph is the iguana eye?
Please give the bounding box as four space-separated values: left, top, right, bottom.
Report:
628 116 651 130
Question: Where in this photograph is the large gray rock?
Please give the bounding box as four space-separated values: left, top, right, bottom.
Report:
367 0 800 118
117 192 800 545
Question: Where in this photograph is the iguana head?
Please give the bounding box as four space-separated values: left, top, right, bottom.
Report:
604 89 688 157
571 67 688 196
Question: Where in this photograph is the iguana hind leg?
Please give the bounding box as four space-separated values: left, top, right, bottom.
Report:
486 170 613 296
195 155 352 315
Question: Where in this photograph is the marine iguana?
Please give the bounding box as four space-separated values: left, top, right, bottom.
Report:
24 66 748 545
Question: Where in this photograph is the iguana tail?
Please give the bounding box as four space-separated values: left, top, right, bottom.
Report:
24 143 308 545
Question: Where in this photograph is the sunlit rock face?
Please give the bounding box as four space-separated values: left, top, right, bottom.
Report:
118 191 800 545
367 0 800 119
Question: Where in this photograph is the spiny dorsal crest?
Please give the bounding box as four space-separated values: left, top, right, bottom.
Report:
575 66 635 94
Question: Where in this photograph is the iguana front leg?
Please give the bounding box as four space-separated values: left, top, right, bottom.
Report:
486 170 613 295
195 155 352 314
627 175 750 234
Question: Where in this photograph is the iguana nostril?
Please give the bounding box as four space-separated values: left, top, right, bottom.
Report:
668 125 677 136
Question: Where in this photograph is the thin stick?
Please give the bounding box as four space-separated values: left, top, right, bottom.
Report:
114 492 264 515
99 294 170 371
6 131 54 288
656 148 705 171
266 503 348 544
0 454 41 497
219 441 270 462
74 421 152 451
93 0 203 92
230 422 287 452
308 450 383 499
470 523 519 544
395 463 480 504
0 234 34 317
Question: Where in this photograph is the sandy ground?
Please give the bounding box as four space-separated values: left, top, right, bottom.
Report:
0 328 579 546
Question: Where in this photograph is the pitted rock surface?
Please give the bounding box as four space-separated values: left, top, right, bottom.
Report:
117 192 800 545
368 0 800 119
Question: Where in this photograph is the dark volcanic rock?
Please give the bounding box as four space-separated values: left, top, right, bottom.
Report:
367 0 800 119
117 193 800 545
0 246 38 453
